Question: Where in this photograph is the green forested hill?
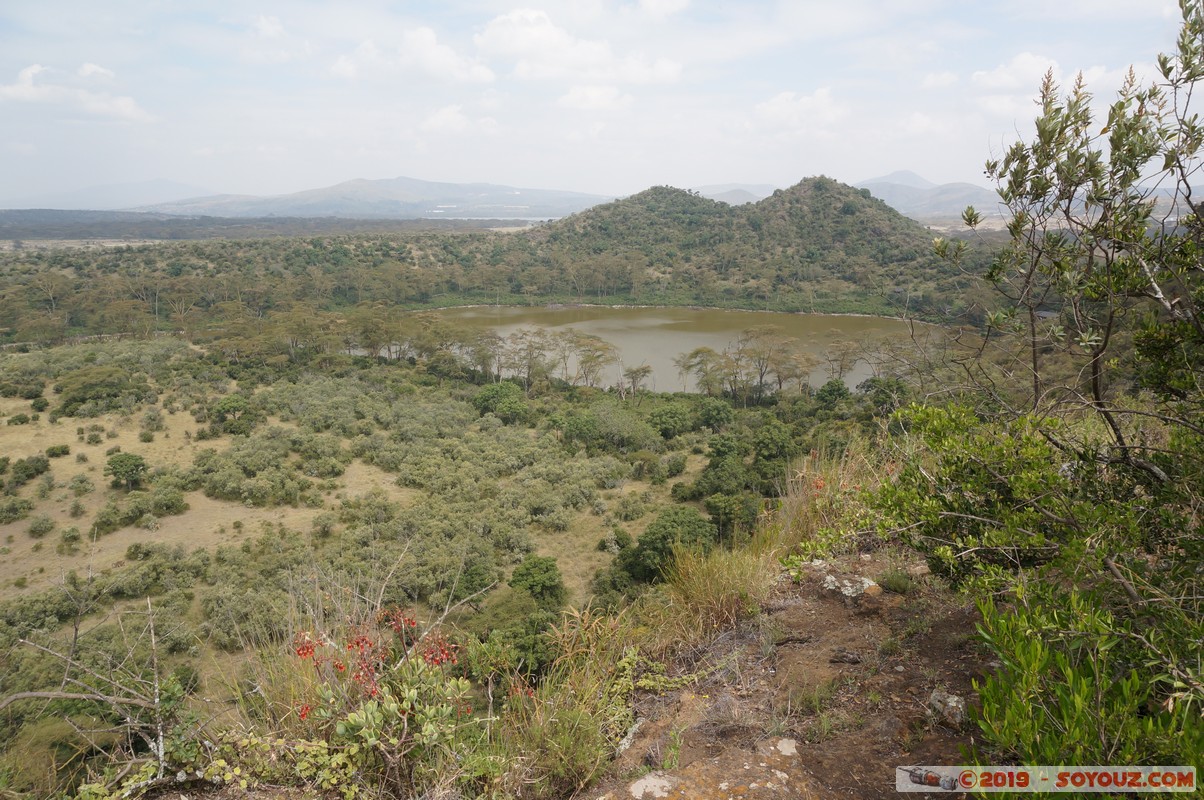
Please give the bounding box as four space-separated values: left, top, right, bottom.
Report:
524 177 968 315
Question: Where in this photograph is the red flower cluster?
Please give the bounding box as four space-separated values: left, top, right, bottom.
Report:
420 631 458 667
290 610 463 722
343 628 385 698
294 631 320 660
507 679 535 700
377 606 420 643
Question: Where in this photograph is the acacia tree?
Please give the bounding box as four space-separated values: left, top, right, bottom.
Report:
104 453 149 490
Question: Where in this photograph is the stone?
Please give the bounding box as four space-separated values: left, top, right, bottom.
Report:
629 773 676 799
829 647 862 664
928 688 967 727
821 573 880 605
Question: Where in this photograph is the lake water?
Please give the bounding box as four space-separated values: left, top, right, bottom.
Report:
434 305 929 391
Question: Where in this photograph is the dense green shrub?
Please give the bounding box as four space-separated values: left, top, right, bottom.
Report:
621 505 717 582
8 455 50 488
0 497 34 524
27 515 55 538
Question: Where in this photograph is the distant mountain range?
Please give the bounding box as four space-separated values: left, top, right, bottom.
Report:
2 171 1000 226
126 176 611 220
854 170 1000 225
692 183 778 205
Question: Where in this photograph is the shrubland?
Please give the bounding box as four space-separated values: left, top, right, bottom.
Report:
2 8 1204 796
0 306 898 796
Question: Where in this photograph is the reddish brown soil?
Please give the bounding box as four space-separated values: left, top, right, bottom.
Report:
591 552 990 800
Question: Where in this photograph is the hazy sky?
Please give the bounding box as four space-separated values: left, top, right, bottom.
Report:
0 0 1185 202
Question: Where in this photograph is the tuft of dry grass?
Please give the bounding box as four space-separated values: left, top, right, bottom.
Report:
770 436 892 558
655 538 777 643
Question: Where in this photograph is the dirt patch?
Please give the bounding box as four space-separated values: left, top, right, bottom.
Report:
591 552 990 800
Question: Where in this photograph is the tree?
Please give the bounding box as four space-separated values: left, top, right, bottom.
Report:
104 453 148 490
890 4 1204 765
622 506 716 582
649 402 694 439
622 363 653 401
509 555 567 610
472 381 528 424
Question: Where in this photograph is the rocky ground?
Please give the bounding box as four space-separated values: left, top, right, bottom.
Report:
590 552 989 800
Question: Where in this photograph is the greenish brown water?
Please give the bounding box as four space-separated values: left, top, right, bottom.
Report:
434 305 929 391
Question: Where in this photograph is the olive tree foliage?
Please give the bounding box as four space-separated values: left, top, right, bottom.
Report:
887 3 1204 762
942 8 1204 437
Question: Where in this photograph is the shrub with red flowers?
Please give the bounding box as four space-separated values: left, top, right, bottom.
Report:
286 607 474 797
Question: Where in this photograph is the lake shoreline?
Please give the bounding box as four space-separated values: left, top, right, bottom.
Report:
423 300 933 326
432 304 937 391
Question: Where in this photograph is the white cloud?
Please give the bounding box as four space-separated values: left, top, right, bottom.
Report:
900 111 939 135
972 52 1057 90
332 29 492 83
330 40 380 78
399 27 494 83
921 71 957 89
636 0 690 18
77 62 114 80
0 64 152 122
475 8 681 84
558 85 633 111
754 88 846 135
255 15 286 39
331 55 359 79
240 14 312 64
421 105 470 133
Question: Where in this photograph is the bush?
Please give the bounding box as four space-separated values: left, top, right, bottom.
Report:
45 444 70 458
509 555 567 610
57 527 82 555
876 568 915 595
621 505 717 582
8 455 50 488
975 593 1203 765
614 494 646 522
0 497 34 524
7 413 31 426
27 515 55 538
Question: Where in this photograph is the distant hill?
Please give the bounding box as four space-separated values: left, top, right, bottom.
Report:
525 176 965 316
693 183 777 205
133 176 611 220
859 170 937 190
0 209 521 241
855 172 1000 225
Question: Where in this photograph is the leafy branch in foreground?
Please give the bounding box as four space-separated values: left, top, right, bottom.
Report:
879 0 1204 767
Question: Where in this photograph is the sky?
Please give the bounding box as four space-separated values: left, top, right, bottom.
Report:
0 0 1187 204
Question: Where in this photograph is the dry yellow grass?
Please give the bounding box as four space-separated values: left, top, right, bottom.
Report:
0 397 419 597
